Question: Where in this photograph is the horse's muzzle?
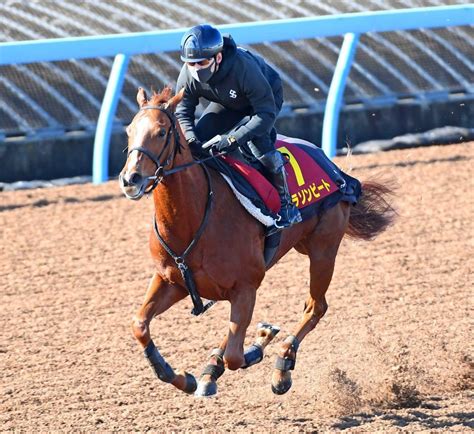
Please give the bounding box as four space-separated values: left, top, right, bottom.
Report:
119 171 147 200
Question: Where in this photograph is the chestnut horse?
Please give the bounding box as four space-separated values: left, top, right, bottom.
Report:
119 87 395 397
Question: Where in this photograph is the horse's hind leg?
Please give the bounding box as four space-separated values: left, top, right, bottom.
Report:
131 273 197 394
271 203 350 394
195 322 280 397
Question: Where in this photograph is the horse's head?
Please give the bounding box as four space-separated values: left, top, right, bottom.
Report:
119 87 184 200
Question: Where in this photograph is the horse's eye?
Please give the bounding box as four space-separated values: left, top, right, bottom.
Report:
158 128 167 137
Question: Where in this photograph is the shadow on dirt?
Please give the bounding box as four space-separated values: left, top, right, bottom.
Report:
355 154 469 171
0 194 122 212
332 404 474 430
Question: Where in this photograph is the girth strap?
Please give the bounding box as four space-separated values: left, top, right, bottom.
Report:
153 164 215 316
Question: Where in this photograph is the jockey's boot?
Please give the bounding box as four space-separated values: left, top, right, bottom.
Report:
271 166 302 229
258 150 302 229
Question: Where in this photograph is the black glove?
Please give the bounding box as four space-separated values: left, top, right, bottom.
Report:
214 134 239 152
187 137 203 154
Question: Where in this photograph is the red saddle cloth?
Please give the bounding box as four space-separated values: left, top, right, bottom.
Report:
222 136 340 214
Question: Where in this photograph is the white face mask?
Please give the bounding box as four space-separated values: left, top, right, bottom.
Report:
188 58 216 83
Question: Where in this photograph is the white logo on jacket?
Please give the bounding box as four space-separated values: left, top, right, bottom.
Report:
229 89 237 98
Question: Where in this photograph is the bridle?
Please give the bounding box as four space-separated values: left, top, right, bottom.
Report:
127 104 183 193
127 104 227 193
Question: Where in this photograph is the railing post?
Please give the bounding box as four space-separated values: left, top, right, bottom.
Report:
322 33 359 158
92 53 130 184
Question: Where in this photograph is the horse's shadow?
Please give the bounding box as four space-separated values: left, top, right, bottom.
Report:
332 402 474 430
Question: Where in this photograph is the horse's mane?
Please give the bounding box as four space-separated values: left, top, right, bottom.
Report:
148 87 173 106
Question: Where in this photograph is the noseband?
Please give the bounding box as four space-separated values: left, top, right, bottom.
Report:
127 105 182 193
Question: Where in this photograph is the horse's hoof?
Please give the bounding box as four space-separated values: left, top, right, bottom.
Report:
271 370 293 395
194 381 218 397
183 372 197 394
271 377 292 395
172 371 197 394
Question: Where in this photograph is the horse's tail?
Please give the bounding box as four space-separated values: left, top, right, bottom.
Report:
346 180 397 241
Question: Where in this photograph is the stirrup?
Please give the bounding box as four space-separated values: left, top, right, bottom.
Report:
273 214 289 230
274 212 300 230
279 205 302 227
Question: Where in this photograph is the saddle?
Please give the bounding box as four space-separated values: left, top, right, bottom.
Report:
203 134 361 267
206 134 361 226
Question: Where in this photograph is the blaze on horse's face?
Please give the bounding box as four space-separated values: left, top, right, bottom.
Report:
119 87 183 200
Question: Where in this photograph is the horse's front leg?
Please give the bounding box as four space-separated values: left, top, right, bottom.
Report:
195 336 228 397
241 321 281 368
131 272 197 394
224 287 257 370
196 322 281 397
195 287 256 397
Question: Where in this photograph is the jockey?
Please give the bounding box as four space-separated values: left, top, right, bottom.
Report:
175 24 302 229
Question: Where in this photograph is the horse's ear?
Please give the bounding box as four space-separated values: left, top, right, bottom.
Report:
137 87 147 107
164 88 185 112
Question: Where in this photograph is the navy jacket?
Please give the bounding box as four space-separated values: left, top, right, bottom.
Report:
175 35 282 145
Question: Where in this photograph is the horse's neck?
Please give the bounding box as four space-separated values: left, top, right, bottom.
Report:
152 148 208 234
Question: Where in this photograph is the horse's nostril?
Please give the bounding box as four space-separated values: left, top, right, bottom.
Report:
129 172 143 185
120 174 129 187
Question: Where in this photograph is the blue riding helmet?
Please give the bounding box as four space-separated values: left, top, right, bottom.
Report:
180 24 224 62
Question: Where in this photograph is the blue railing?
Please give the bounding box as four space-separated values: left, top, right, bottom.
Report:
0 5 472 183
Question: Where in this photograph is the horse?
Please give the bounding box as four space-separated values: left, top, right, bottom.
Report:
119 86 395 397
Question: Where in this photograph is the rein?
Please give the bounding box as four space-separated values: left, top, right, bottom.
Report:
129 104 216 316
128 105 227 189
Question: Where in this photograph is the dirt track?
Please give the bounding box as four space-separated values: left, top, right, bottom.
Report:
1 143 473 432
